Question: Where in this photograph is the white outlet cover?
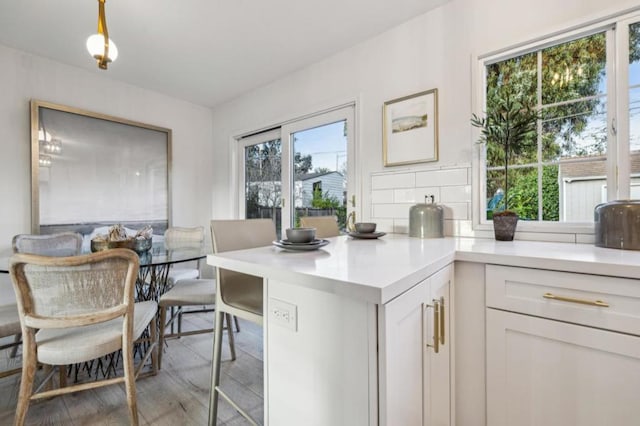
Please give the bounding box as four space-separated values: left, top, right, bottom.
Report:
269 297 298 332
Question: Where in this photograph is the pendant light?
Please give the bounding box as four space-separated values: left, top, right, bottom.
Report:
86 0 118 69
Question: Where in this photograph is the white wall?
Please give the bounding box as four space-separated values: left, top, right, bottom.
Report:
210 0 639 234
3 0 636 254
0 43 214 254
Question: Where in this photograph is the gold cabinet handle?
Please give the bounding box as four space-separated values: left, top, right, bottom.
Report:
439 296 445 346
434 300 440 353
543 292 609 308
425 300 440 353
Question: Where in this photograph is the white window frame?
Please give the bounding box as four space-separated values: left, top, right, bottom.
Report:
234 102 358 238
237 128 282 220
472 9 640 235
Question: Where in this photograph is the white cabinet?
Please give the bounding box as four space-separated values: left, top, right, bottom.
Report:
380 264 453 426
486 265 640 426
425 267 451 426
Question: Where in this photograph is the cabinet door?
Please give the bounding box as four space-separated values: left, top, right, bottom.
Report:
487 308 640 426
424 265 451 426
381 279 428 426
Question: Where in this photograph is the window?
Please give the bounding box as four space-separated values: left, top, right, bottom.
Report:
312 181 322 198
476 12 640 227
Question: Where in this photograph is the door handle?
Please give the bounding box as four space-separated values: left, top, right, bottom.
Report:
425 300 440 354
439 296 445 345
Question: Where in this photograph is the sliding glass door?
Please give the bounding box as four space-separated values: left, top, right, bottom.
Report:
239 129 283 234
238 105 356 238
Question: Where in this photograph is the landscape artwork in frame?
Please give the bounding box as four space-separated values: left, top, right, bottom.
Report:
383 88 438 166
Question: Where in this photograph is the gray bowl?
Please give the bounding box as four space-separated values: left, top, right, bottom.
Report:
286 227 316 243
355 222 376 233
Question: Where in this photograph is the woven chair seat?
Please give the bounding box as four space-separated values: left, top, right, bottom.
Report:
160 279 215 306
36 301 157 365
167 268 200 286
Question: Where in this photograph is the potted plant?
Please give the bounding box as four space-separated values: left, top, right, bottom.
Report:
471 91 539 241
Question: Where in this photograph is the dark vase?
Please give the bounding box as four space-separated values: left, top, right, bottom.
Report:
493 214 518 241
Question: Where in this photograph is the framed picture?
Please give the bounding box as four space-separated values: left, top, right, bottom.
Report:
31 100 172 236
383 88 438 166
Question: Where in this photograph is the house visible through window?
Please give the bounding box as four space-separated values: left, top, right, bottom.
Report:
238 105 354 236
478 13 640 225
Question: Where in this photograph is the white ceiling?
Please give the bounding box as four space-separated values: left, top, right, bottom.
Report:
0 0 446 108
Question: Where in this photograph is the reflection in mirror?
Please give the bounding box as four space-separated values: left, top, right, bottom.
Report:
30 100 171 246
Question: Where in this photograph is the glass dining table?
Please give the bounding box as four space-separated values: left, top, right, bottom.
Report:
1 241 209 303
1 242 209 380
134 242 209 301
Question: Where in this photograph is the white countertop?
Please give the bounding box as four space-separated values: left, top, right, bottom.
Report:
207 234 640 304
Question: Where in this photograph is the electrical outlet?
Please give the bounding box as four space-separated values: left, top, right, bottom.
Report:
269 298 297 331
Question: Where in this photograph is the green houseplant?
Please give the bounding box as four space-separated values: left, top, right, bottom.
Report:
471 91 540 240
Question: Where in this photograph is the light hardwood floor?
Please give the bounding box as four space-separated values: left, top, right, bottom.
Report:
0 312 263 425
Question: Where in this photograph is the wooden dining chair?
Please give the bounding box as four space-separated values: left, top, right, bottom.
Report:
164 226 204 286
158 226 239 369
1 232 84 378
163 226 210 334
299 215 341 238
9 249 158 426
158 278 236 369
12 232 82 257
208 218 275 425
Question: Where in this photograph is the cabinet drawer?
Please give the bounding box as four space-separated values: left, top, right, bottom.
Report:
486 265 640 335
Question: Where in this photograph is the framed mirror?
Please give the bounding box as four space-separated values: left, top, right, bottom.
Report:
30 100 172 241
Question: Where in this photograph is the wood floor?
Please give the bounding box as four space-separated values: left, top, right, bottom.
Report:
0 312 264 425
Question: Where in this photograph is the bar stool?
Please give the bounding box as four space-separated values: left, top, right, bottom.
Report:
208 219 275 425
299 215 341 237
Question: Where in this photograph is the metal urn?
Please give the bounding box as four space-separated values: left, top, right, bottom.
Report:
409 195 444 238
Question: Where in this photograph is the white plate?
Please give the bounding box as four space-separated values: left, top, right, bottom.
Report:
348 231 386 239
273 239 330 251
278 239 324 246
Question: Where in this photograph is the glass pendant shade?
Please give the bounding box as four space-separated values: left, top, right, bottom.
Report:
86 34 118 62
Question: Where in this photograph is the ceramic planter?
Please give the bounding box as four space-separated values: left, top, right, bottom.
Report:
493 214 518 241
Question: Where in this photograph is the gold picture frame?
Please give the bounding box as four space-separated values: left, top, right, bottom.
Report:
383 88 439 166
31 100 172 235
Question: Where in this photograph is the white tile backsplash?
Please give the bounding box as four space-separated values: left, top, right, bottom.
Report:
371 165 471 236
371 189 394 204
443 220 494 239
416 168 467 187
371 172 415 190
393 219 409 234
370 164 596 242
394 188 417 203
440 185 471 203
413 187 441 203
374 219 395 233
373 203 414 219
442 203 469 220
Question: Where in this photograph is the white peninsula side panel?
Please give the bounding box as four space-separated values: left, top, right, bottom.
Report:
265 278 377 426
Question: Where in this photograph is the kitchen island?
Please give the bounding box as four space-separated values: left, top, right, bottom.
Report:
207 234 640 426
